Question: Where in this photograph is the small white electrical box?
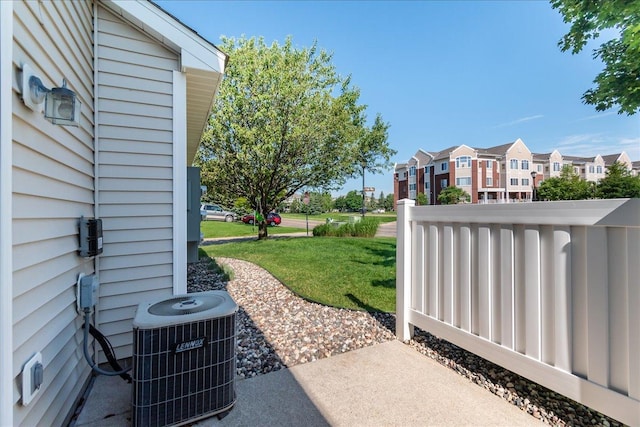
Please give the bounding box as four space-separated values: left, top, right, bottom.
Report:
22 352 43 406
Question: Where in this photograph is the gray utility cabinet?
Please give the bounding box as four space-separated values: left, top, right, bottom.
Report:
186 167 202 263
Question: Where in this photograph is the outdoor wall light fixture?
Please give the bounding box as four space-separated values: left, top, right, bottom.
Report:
21 63 81 126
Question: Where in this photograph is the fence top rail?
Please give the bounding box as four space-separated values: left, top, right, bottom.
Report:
400 198 639 227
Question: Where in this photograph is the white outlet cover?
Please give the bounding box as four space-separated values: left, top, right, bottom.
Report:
22 352 43 406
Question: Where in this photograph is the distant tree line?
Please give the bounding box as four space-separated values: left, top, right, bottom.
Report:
282 190 395 214
538 162 640 200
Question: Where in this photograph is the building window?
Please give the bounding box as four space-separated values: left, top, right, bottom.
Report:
456 177 471 186
510 159 518 169
486 160 492 169
425 165 432 175
537 164 542 172
522 178 529 186
597 166 603 173
440 162 448 172
441 179 448 188
486 177 493 186
553 162 561 172
521 159 529 170
510 178 518 185
456 156 472 168
409 166 416 176
425 181 430 190
589 165 595 173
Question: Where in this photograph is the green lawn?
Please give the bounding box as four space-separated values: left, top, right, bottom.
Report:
282 212 397 224
201 237 396 312
201 220 304 238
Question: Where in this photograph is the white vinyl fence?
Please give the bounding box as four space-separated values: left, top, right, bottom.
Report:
395 198 640 426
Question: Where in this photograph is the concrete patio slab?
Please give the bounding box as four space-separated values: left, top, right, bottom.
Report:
74 340 541 426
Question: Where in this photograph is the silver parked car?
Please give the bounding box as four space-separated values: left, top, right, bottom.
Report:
200 204 236 222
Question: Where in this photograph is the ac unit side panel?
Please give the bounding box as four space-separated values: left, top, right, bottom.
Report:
132 312 237 427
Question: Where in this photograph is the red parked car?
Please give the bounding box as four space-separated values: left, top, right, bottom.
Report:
241 212 282 226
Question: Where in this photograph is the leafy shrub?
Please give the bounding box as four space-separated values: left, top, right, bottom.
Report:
312 224 332 237
354 218 379 237
311 217 379 237
336 223 355 237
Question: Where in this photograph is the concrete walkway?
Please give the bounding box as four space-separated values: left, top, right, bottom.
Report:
74 340 540 426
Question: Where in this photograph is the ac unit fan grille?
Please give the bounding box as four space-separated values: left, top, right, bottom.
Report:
132 314 236 427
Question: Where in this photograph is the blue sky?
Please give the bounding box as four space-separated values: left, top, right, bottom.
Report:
156 0 639 197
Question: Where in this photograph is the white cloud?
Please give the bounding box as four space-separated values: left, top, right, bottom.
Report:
493 115 544 129
575 111 617 122
550 134 640 159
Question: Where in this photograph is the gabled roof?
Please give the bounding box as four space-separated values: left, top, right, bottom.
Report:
432 145 462 160
602 153 624 165
103 0 228 163
481 141 517 156
532 152 551 161
562 154 598 164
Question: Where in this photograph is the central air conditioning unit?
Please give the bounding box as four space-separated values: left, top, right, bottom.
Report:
132 290 238 427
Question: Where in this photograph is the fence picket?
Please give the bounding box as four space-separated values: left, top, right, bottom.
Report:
397 198 639 426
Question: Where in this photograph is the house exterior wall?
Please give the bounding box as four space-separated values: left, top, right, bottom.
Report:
95 5 180 358
503 139 532 200
548 150 563 178
10 1 94 425
451 146 474 201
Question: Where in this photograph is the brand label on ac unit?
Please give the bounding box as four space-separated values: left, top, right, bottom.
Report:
173 337 207 353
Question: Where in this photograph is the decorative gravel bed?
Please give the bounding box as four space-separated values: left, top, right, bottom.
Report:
187 257 623 427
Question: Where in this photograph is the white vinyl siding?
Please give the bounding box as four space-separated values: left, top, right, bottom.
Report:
11 1 94 426
96 6 179 359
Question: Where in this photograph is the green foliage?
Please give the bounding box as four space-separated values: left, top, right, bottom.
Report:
354 218 380 237
537 165 594 200
312 217 379 237
384 193 395 211
415 193 428 206
196 36 374 239
233 197 253 216
437 186 471 204
596 161 640 198
354 115 396 203
333 190 363 212
312 223 332 236
551 0 640 115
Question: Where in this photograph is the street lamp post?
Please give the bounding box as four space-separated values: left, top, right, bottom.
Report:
360 160 367 217
530 171 537 201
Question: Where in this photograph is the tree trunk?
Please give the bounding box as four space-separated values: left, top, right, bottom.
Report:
258 220 268 240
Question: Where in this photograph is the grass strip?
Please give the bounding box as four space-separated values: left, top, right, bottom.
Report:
201 220 304 238
201 237 396 312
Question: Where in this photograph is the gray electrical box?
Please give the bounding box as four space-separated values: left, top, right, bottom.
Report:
78 217 103 258
186 167 202 263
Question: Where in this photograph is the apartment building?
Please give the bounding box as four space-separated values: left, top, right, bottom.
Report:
394 138 634 205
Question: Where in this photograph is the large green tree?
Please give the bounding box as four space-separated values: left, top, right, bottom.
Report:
353 114 396 216
551 0 640 115
437 186 471 205
537 165 594 200
197 36 374 239
596 161 640 198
